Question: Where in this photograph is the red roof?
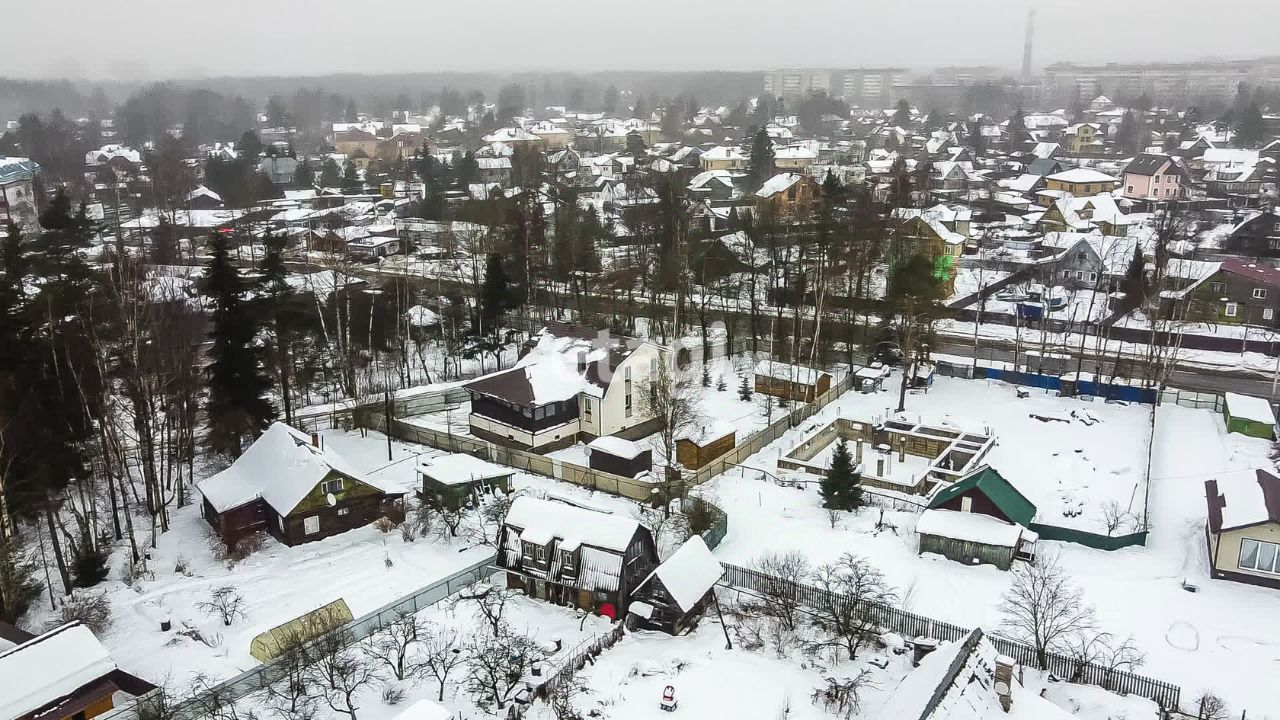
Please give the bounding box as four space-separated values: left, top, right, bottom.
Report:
1219 258 1280 288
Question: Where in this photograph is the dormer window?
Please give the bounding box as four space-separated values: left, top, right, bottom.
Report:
321 477 345 495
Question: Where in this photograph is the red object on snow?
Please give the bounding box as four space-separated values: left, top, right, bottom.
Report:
598 602 616 620
661 685 677 711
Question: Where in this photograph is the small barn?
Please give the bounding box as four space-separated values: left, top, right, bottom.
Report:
197 423 406 548
586 436 651 478
676 420 737 470
1223 392 1276 440
628 536 724 634
927 466 1037 527
417 453 516 510
498 496 658 618
753 360 832 402
916 508 1036 571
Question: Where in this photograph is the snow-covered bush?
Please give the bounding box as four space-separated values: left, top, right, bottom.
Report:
56 590 112 633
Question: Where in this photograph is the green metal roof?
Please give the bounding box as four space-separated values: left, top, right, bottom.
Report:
928 466 1037 526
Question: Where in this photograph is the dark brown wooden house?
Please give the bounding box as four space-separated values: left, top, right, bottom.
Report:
0 621 156 720
675 420 737 470
198 423 405 548
498 496 658 619
753 360 832 402
586 436 651 478
628 536 723 634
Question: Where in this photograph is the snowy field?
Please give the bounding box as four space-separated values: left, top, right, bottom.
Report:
700 382 1280 718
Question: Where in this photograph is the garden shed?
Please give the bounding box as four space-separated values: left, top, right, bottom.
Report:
916 509 1037 570
1223 392 1276 439
927 466 1037 527
675 420 736 470
417 453 516 509
586 436 651 478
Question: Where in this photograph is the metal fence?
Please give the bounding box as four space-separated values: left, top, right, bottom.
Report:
718 562 1182 710
537 623 627 696
1159 387 1224 412
101 554 498 720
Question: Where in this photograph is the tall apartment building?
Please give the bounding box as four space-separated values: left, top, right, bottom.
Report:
762 70 833 103
1043 59 1280 105
762 68 907 108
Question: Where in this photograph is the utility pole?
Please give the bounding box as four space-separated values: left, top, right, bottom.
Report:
1021 9 1036 82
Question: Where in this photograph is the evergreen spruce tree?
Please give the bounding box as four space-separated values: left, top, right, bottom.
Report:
821 438 861 510
737 373 753 401
716 375 727 392
0 534 43 623
200 232 275 456
1236 103 1265 147
293 158 315 189
319 157 342 188
892 100 912 128
256 233 313 426
479 252 515 339
701 364 711 387
1007 107 1027 150
747 127 775 192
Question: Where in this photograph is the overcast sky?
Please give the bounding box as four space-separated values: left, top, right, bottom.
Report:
7 0 1280 80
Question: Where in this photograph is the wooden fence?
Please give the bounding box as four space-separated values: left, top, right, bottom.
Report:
536 623 627 697
718 562 1182 710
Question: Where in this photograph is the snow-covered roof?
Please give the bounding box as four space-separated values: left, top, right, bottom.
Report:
0 622 119 719
406 305 440 327
587 435 647 459
875 628 1073 720
1047 168 1118 185
1225 392 1275 425
635 535 723 612
1206 470 1280 532
504 496 640 552
418 453 515 486
916 509 1025 548
197 423 403 515
753 360 826 386
756 172 805 198
676 419 737 447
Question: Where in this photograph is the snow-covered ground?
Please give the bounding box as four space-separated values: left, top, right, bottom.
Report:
700 377 1280 718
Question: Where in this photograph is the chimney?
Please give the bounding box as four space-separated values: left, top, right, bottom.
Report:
311 432 320 448
855 438 864 464
994 654 1016 712
912 637 938 666
898 437 906 463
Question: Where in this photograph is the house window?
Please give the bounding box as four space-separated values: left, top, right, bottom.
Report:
534 544 547 563
561 551 576 574
1088 272 1098 283
337 508 350 516
1127 185 1134 193
1210 281 1226 294
1266 308 1275 321
625 367 633 418
1253 288 1268 300
960 496 973 513
1239 539 1280 575
304 516 320 535
584 398 592 422
320 478 345 495
1225 302 1239 318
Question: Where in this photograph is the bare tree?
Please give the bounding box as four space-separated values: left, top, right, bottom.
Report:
1063 631 1145 687
197 586 247 626
464 625 545 710
751 551 811 631
263 641 318 720
186 672 257 720
364 611 424 681
998 552 1096 669
808 554 899 662
456 583 516 637
1100 501 1134 537
307 632 384 720
637 360 705 470
419 623 466 702
1195 691 1230 720
810 671 875 719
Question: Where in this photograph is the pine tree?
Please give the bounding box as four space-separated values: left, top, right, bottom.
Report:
1007 108 1027 150
701 365 711 387
0 534 42 623
716 375 727 392
892 100 912 128
150 219 179 265
1116 110 1143 155
319 158 342 188
626 131 646 158
293 158 315 189
821 438 861 510
200 232 275 456
738 373 753 401
341 161 361 191
747 127 775 191
1236 103 1265 147
256 233 314 426
478 252 514 339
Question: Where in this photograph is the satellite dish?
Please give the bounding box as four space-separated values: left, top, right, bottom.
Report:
326 493 337 507
993 680 1010 696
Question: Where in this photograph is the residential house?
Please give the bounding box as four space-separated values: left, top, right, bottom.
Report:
1037 193 1133 235
753 360 832 402
481 127 544 150
84 144 143 177
1222 209 1280 257
498 496 659 618
754 172 818 218
416 453 516 510
675 420 737 470
1121 153 1188 201
875 628 1075 720
476 156 513 187
688 170 740 202
700 145 748 171
891 214 966 293
0 156 40 235
1204 470 1280 589
257 155 299 186
0 621 156 720
462 323 667 452
1062 122 1103 153
528 120 573 149
184 185 224 209
628 536 724 635
197 422 406 547
1042 168 1120 201
774 145 818 171
1189 258 1280 327
334 129 380 159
